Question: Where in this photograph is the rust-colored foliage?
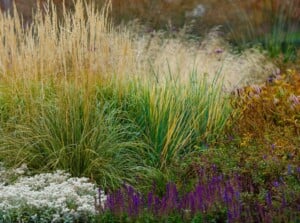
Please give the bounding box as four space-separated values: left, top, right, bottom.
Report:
230 69 300 160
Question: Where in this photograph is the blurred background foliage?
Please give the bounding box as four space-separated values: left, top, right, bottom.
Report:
2 0 299 63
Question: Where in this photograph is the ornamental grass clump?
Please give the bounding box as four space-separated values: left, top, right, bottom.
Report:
0 81 144 190
120 71 233 189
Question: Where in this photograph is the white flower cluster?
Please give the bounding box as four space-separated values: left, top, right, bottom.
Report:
0 166 107 221
0 163 29 184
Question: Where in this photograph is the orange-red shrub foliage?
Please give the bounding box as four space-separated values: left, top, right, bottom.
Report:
230 69 300 155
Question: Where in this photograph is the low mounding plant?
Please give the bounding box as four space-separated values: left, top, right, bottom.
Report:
231 69 300 152
0 166 103 223
213 69 300 191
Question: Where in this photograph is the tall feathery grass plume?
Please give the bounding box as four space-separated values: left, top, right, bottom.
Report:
0 0 138 89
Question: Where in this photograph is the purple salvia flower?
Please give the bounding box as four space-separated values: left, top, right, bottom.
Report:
218 175 223 181
112 189 124 215
147 191 153 210
127 185 136 216
194 185 204 211
132 194 141 217
235 192 242 220
223 189 230 205
281 195 287 209
154 197 160 215
273 181 280 188
215 175 223 198
164 184 173 213
266 191 272 207
180 194 188 211
160 195 167 215
188 192 196 214
224 182 234 205
206 180 212 195
105 194 114 212
170 183 179 210
227 210 233 223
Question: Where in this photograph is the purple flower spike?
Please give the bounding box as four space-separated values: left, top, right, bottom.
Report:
189 193 196 214
266 191 272 207
281 195 287 208
273 181 280 188
154 197 160 215
147 192 154 209
132 194 141 216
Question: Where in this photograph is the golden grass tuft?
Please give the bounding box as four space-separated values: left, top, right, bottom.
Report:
0 0 136 89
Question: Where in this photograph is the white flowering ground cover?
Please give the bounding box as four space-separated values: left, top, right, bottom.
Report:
0 163 106 223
